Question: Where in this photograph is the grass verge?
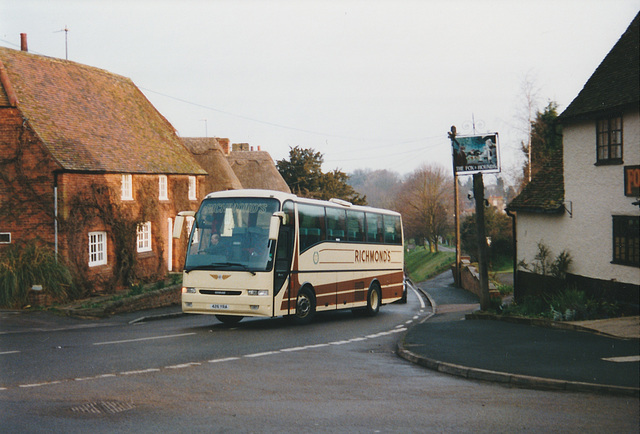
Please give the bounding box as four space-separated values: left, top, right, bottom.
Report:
405 247 455 282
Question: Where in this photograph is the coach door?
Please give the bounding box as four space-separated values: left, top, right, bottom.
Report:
273 201 295 303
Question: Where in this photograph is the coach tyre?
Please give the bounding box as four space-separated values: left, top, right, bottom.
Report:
365 284 381 316
294 287 316 324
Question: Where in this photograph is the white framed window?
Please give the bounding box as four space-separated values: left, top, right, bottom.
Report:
159 175 168 200
596 115 623 164
0 232 11 244
121 174 133 200
137 221 152 253
188 176 197 201
88 231 107 266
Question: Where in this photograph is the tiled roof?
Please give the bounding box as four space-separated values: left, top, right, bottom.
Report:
560 12 639 121
227 150 291 193
181 138 243 191
506 149 564 214
0 47 205 175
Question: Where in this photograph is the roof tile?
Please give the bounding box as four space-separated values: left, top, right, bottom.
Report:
0 47 205 175
507 149 564 214
560 13 639 121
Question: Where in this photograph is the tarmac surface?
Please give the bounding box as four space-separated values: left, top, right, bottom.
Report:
398 272 640 396
2 272 639 397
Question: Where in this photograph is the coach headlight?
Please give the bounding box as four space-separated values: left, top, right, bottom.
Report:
247 290 269 296
182 287 197 294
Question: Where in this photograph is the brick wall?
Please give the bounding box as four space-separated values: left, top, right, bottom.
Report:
1 109 203 294
0 108 61 246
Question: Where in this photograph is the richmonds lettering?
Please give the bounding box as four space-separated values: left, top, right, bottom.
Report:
355 249 391 263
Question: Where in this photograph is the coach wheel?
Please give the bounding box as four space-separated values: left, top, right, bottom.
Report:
216 315 243 325
294 287 316 325
365 285 381 316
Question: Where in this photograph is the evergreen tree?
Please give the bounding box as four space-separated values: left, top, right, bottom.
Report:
276 146 366 205
521 101 562 188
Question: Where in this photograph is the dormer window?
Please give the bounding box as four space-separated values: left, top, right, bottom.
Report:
159 175 168 200
596 115 623 165
121 174 133 200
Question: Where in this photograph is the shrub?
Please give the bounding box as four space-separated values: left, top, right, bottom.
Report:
0 240 75 308
499 287 620 321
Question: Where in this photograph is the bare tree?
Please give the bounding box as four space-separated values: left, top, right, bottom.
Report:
396 164 453 252
515 72 541 185
348 168 402 209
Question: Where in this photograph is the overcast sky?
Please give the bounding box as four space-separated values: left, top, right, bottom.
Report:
2 0 638 181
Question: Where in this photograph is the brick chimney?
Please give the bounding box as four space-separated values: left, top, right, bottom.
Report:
218 138 230 155
20 33 28 52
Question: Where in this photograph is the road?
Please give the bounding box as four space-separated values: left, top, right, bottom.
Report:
1 286 638 433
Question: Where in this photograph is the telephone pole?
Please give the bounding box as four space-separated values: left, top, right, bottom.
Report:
473 172 491 311
448 126 461 287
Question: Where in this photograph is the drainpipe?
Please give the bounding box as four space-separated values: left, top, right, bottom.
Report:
506 208 517 298
54 172 59 260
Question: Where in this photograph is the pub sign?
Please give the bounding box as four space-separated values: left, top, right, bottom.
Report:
452 133 500 174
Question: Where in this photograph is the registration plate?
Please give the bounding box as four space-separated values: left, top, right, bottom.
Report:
211 304 229 310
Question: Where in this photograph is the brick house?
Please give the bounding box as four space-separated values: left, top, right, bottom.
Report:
0 45 206 293
507 13 639 312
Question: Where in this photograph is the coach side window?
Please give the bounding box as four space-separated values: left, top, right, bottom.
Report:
326 207 346 241
298 204 326 252
365 213 384 243
383 215 402 245
347 210 365 242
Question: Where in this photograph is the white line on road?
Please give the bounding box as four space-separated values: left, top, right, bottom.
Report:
120 368 161 375
166 362 202 369
0 350 20 355
19 380 63 388
602 355 640 363
208 357 240 363
93 332 196 346
410 284 426 309
75 374 116 381
244 351 279 358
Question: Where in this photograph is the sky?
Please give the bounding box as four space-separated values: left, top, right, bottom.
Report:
1 0 638 182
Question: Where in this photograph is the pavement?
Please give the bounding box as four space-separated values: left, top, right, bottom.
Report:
397 272 640 396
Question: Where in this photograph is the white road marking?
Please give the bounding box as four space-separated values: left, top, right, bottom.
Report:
244 351 279 358
120 368 160 375
75 374 116 381
93 332 196 346
19 380 63 388
280 346 307 352
166 362 202 369
602 355 640 363
410 285 425 309
208 357 240 363
0 351 20 355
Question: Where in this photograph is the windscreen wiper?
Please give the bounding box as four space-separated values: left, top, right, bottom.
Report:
209 262 257 276
184 263 257 275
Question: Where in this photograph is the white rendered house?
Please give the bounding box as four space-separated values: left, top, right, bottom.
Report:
507 13 639 312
